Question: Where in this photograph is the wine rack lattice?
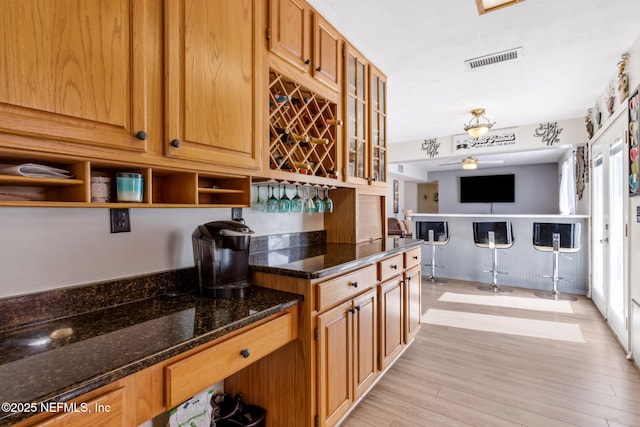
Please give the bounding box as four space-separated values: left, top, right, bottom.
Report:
269 70 338 179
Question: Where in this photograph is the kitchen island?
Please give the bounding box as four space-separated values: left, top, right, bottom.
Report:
411 213 589 294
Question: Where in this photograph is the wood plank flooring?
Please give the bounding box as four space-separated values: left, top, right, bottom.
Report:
340 280 640 427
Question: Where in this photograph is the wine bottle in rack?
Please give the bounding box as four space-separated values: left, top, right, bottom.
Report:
273 127 291 143
291 132 310 147
325 119 344 126
309 136 329 145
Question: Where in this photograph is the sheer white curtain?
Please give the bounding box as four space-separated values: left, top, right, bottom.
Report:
559 154 576 215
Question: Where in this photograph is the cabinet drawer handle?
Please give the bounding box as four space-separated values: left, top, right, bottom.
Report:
316 66 322 72
354 305 361 311
304 59 311 65
390 264 398 270
413 255 419 260
135 130 148 140
349 281 358 288
170 139 181 148
348 308 356 314
240 348 251 358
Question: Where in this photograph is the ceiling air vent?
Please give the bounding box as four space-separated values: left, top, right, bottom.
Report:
465 47 522 70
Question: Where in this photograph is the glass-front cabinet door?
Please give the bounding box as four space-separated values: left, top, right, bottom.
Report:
344 44 369 185
343 43 388 187
370 64 387 187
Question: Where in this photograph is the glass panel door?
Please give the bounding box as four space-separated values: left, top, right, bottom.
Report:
591 137 628 349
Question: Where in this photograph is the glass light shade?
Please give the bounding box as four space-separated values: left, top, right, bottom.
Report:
466 125 490 139
462 162 478 170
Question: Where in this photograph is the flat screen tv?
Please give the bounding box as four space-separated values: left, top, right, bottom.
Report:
460 174 515 203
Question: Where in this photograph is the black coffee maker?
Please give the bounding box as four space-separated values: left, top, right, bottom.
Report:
192 220 254 299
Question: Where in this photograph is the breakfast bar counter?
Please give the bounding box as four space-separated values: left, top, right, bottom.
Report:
410 213 589 294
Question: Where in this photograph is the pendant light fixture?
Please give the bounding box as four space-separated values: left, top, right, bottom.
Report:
464 108 495 138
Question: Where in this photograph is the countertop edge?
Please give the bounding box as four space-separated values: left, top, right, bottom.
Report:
251 239 423 279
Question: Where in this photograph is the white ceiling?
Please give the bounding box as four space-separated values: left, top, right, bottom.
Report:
306 0 640 171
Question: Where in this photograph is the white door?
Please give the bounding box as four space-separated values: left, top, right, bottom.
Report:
591 136 628 349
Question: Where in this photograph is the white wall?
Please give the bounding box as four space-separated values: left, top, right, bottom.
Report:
426 163 560 215
0 207 322 298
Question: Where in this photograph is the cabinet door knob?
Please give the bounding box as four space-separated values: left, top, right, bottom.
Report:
316 66 322 72
170 139 181 148
349 281 358 288
135 131 147 140
304 59 311 65
354 305 361 311
348 308 356 314
240 348 251 358
413 256 418 260
391 264 398 270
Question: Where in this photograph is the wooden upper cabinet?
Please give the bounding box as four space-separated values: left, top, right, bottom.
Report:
0 0 150 153
343 43 369 186
369 63 387 187
312 13 342 92
269 0 342 92
268 0 311 72
164 0 262 172
343 43 388 187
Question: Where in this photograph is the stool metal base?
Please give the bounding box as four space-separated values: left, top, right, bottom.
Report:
478 283 513 293
534 290 577 301
425 275 447 285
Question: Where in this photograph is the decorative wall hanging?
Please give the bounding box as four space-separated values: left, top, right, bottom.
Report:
453 128 518 151
618 53 630 103
420 138 440 158
533 122 563 146
585 109 594 140
575 146 587 200
628 87 639 196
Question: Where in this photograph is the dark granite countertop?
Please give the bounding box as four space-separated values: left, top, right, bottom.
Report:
250 237 423 279
0 287 301 426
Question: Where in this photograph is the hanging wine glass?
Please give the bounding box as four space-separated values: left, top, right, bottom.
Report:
323 185 333 213
312 186 323 213
266 185 279 213
278 184 291 213
291 184 303 213
302 184 315 214
252 185 265 211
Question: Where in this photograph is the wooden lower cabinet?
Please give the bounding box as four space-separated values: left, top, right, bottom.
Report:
317 288 377 427
378 275 405 371
228 246 421 427
404 265 422 344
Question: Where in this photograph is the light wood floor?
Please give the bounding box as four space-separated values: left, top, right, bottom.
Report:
341 280 640 427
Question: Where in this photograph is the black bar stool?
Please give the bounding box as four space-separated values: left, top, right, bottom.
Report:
473 221 514 293
532 222 580 301
417 221 449 283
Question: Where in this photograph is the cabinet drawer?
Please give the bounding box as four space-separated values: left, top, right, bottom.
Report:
37 387 125 426
165 311 296 407
316 265 377 312
379 254 403 282
404 247 422 270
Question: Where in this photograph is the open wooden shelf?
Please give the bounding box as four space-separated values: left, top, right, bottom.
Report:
0 154 251 207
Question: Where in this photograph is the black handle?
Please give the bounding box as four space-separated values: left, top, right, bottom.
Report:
413 256 419 260
354 306 361 311
240 348 250 358
348 308 356 314
391 264 398 270
316 66 322 72
349 281 358 288
170 139 181 148
304 59 311 65
135 131 147 140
